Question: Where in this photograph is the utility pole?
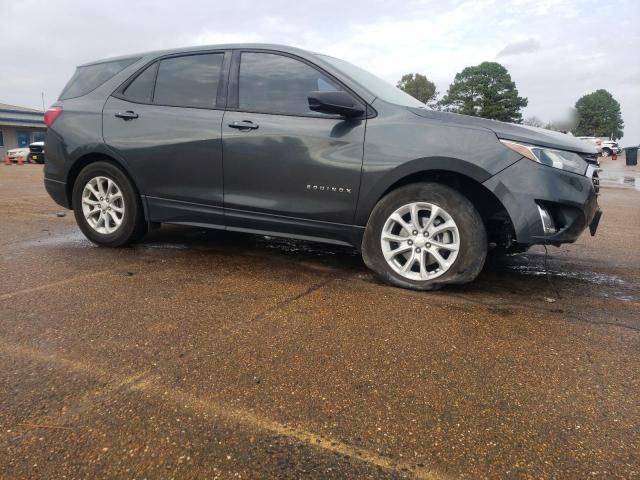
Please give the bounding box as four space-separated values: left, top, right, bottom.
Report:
41 92 45 112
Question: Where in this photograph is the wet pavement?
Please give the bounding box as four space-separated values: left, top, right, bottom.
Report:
1 165 639 479
598 152 640 192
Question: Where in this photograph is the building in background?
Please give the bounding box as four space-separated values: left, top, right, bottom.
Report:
0 103 46 158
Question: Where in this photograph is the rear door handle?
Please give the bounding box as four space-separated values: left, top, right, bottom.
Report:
228 120 259 130
115 110 139 120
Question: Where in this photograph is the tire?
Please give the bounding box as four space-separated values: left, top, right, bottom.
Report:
362 183 487 290
602 148 611 157
72 161 147 247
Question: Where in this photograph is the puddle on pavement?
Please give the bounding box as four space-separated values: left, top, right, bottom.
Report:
20 230 93 248
505 264 625 285
130 227 363 272
502 263 637 302
141 243 191 250
255 235 359 258
20 225 357 261
599 174 640 191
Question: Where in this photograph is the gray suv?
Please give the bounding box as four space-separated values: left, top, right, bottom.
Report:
44 44 601 290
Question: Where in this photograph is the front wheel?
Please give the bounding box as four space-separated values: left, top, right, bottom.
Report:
72 161 147 247
362 183 487 290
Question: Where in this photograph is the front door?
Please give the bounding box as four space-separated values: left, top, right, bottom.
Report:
222 51 366 237
103 51 228 226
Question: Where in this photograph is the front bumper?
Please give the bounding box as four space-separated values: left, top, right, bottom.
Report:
28 152 45 163
483 158 600 246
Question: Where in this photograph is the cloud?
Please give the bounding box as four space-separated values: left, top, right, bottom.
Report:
0 0 638 142
497 38 541 58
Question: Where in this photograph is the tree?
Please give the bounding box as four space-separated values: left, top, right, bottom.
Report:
523 116 544 128
397 73 437 104
543 122 562 132
574 89 623 140
439 62 528 123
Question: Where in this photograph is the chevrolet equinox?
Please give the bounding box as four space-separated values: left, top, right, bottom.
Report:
44 44 602 290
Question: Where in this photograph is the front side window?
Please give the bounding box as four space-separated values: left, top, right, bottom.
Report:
238 52 341 115
123 63 158 103
154 54 224 108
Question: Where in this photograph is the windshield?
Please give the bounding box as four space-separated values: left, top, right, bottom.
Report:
319 55 426 108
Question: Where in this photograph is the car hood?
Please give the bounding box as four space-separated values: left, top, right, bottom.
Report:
408 108 597 155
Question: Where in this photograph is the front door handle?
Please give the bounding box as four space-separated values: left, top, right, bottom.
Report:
115 110 139 120
228 120 259 130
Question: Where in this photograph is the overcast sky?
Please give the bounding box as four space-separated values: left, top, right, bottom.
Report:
1 0 638 142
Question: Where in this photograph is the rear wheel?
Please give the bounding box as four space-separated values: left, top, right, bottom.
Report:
72 161 147 246
362 183 487 290
602 148 611 157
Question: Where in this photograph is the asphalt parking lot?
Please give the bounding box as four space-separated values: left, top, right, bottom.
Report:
1 165 639 479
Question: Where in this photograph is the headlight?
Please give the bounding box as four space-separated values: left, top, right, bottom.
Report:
500 140 588 175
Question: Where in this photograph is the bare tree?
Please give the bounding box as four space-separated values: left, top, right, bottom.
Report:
523 116 544 128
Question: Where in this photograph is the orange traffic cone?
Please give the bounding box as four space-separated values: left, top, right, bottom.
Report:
612 152 617 161
17 155 24 166
3 154 10 166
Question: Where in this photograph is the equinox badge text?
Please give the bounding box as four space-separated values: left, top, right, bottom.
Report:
306 184 352 194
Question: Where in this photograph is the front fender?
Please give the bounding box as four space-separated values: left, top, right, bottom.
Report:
354 156 494 226
354 103 523 226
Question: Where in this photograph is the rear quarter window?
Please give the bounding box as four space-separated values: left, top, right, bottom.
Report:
122 62 159 103
59 58 139 100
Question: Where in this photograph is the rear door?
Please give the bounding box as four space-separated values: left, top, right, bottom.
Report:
222 50 366 235
103 51 230 226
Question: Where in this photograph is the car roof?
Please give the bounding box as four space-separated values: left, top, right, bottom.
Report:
78 43 318 67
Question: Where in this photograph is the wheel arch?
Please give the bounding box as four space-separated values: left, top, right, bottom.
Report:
65 152 142 210
357 158 515 246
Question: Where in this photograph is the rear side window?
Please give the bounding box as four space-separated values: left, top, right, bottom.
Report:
153 54 224 108
238 52 341 115
59 58 138 100
123 63 158 103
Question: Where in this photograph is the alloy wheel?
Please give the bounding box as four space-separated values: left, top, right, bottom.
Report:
380 202 460 281
81 176 125 234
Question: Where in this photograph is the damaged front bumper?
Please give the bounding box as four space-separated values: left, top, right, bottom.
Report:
483 159 601 246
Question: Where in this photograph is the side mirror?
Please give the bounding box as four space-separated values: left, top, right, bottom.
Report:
308 91 365 118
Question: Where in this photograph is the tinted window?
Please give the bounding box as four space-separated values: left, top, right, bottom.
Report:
59 58 138 100
154 54 224 108
0 130 3 147
123 63 158 103
239 53 341 115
